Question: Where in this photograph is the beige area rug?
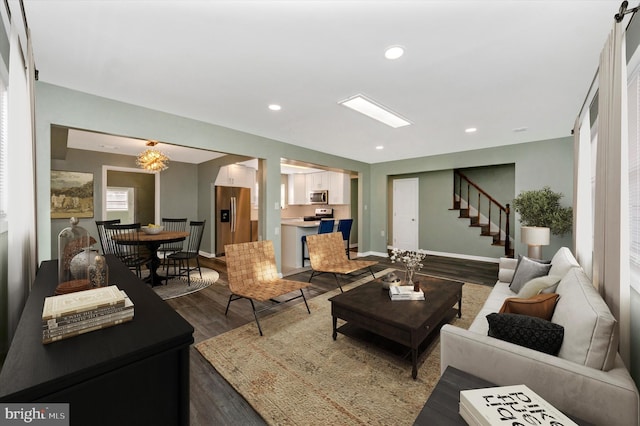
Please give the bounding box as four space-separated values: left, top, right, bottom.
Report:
196 269 492 425
142 267 219 300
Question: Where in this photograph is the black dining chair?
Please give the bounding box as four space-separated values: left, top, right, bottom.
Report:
168 220 206 286
159 218 187 270
301 219 335 267
104 222 149 278
95 219 120 255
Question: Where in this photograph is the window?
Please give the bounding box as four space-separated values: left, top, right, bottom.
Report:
106 188 130 211
628 72 640 293
0 78 6 219
106 186 135 224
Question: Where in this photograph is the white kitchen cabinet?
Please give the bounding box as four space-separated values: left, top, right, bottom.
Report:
215 164 253 188
328 171 350 205
287 174 307 205
305 172 329 193
286 171 350 205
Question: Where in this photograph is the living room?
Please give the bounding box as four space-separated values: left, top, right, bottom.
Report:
1 1 639 425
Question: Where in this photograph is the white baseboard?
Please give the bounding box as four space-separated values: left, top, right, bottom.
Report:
424 249 499 264
382 246 499 263
364 251 388 258
200 248 498 264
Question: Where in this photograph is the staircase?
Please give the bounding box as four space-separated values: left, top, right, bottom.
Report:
451 170 514 258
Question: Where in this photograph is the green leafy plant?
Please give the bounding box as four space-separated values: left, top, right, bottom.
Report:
512 186 573 236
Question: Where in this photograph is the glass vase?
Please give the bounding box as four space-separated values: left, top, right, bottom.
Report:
405 268 415 285
405 267 421 292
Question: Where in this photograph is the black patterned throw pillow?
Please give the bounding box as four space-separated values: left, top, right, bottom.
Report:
486 312 564 356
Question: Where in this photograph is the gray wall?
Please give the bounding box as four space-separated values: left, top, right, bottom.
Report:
50 147 198 258
107 170 155 226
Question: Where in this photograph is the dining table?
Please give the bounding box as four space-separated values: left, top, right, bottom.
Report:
114 230 189 287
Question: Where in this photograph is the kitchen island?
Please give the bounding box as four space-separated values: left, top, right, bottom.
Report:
281 219 337 274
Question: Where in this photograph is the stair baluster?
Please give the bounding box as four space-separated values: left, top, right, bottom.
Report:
451 170 513 257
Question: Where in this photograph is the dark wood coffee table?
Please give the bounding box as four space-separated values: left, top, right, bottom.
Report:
328 273 463 379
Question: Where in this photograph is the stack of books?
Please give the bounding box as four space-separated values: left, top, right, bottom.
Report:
42 285 134 344
388 285 425 301
459 384 577 426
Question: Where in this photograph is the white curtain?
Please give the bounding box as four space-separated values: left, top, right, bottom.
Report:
6 11 36 340
594 22 631 365
573 111 593 279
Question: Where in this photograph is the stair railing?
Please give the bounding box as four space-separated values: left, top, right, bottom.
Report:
453 170 511 256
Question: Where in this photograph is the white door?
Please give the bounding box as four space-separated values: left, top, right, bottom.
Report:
392 178 419 250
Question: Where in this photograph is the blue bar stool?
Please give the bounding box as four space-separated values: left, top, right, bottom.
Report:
301 219 335 266
337 219 353 258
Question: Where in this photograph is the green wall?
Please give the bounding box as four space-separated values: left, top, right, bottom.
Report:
384 164 516 259
369 137 573 259
460 164 516 220
26 20 640 397
35 82 370 269
350 177 358 246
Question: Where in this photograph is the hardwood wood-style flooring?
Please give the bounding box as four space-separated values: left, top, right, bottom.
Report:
165 253 498 425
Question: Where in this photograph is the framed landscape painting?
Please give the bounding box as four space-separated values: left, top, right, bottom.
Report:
51 171 94 219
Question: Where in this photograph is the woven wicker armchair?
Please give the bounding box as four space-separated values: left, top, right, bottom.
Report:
224 240 310 336
305 232 378 292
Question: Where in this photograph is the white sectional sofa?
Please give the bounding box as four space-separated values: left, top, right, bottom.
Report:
440 247 640 426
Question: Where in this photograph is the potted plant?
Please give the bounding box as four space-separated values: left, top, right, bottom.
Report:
512 186 572 259
512 186 573 236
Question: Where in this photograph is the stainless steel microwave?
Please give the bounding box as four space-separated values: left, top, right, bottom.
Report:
309 190 328 204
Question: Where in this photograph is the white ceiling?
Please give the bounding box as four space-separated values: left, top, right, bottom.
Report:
66 128 226 164
25 1 624 164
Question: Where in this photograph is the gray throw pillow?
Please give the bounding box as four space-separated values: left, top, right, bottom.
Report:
509 256 552 293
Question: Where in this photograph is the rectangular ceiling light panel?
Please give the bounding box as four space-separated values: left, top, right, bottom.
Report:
339 94 411 128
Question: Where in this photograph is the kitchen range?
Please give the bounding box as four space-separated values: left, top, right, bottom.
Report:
303 208 334 221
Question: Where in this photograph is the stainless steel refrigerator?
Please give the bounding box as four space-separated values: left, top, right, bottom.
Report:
215 186 252 256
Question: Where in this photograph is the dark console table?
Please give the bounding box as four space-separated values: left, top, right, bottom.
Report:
0 255 194 426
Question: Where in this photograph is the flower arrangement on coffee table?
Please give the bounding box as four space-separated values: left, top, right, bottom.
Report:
389 248 426 292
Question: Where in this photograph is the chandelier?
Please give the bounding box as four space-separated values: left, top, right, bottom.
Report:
136 141 169 172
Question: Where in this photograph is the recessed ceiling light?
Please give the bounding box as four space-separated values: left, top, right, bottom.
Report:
385 45 404 60
465 128 477 133
338 94 411 128
268 104 282 111
376 145 384 150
